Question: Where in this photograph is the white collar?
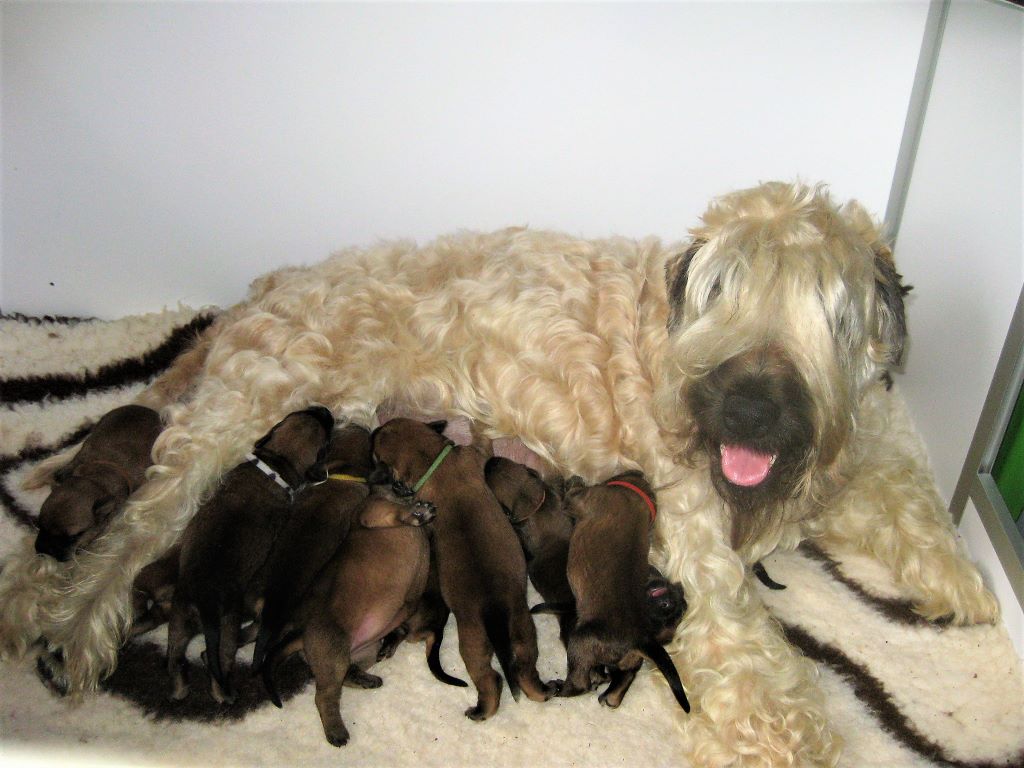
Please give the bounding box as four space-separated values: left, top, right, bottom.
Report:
244 453 296 496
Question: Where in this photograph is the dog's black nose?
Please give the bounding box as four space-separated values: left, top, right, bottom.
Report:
723 393 780 436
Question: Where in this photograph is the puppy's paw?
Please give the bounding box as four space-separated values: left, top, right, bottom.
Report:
324 725 351 747
464 705 492 722
344 669 383 689
411 501 436 525
35 644 69 698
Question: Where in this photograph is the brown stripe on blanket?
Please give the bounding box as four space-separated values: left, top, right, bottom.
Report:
782 622 1024 768
798 541 952 628
0 423 95 530
0 312 217 404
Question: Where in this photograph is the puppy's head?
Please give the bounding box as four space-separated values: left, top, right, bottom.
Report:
368 418 448 496
483 457 546 525
254 406 335 485
322 423 373 478
34 477 124 561
645 565 686 645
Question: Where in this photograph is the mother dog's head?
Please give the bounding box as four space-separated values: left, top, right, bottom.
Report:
656 182 909 554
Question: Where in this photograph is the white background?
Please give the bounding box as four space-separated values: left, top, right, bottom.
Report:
2 2 925 316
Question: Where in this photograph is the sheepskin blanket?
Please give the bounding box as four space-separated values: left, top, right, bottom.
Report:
1 308 1023 768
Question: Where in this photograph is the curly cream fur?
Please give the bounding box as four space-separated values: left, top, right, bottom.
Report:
0 182 999 767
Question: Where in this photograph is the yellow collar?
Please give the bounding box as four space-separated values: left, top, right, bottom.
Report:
328 473 367 484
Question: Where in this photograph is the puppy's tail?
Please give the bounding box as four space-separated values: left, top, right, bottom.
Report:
251 618 277 674
640 640 690 713
425 624 467 688
530 601 574 615
752 561 787 590
197 594 229 698
482 604 520 702
261 631 304 709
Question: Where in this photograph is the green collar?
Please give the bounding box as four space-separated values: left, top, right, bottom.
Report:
413 443 453 493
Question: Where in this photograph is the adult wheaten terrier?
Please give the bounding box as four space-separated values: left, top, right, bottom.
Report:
0 181 998 767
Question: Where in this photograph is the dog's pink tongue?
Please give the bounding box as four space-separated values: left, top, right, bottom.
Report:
721 444 774 487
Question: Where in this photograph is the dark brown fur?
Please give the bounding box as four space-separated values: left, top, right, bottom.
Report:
166 406 334 704
131 544 181 638
262 496 432 746
35 404 162 561
483 457 575 645
250 423 375 672
558 472 689 711
369 418 558 721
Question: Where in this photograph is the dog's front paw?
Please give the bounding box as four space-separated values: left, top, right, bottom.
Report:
35 643 69 697
411 501 436 526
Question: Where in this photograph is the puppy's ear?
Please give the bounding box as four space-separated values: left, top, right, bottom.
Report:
872 245 910 368
664 239 704 332
427 420 448 434
92 495 121 522
366 462 393 486
253 426 276 451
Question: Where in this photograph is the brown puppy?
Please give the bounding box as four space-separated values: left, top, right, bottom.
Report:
35 404 162 561
557 472 689 712
483 457 575 645
250 423 374 672
376 532 467 689
369 418 558 721
130 544 181 638
262 496 432 747
166 406 334 704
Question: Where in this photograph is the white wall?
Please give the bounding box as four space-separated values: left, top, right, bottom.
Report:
896 0 1023 504
894 0 1023 649
1 1 928 318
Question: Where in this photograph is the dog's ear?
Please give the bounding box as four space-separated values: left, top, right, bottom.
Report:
872 245 911 368
664 239 705 332
426 420 448 434
92 495 121 522
253 425 276 451
366 461 393 486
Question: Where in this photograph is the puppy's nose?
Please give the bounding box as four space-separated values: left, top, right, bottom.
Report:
723 393 780 436
34 534 71 562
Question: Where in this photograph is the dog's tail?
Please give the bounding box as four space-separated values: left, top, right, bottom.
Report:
529 601 574 615
752 561 787 590
482 604 520 702
261 631 304 709
196 592 230 700
425 621 467 688
251 616 279 674
639 640 690 713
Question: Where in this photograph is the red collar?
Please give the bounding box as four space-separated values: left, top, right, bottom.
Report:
606 480 656 523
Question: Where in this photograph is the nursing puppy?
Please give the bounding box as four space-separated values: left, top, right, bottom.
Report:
558 472 689 712
370 418 559 720
166 406 334 704
34 405 162 561
483 457 575 645
130 544 181 638
251 423 375 672
262 495 433 747
377 534 467 689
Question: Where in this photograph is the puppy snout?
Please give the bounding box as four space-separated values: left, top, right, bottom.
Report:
34 532 73 561
722 393 780 437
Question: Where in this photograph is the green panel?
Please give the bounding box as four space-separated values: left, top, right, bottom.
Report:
993 382 1024 521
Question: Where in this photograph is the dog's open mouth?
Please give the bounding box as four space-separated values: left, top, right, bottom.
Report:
720 444 777 487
